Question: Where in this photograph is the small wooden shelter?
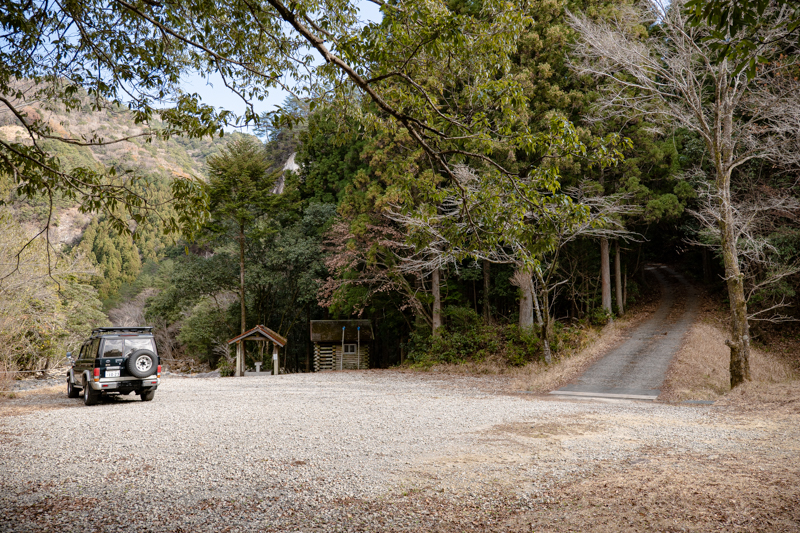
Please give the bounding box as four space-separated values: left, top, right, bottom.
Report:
310 320 372 371
228 325 287 377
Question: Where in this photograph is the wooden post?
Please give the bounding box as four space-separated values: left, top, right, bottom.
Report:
236 341 243 377
273 344 279 376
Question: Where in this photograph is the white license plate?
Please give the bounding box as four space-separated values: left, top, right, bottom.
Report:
105 370 120 378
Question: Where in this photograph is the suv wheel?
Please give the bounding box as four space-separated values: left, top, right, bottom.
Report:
140 389 155 402
83 377 99 406
67 376 81 398
127 349 156 378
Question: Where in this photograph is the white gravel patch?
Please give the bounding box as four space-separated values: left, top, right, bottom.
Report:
0 371 769 532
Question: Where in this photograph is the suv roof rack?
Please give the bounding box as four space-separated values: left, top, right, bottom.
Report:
91 326 153 335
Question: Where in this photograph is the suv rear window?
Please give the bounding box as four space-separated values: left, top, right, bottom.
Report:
124 338 156 356
101 338 156 358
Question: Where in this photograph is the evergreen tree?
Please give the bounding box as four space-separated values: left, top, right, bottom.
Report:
205 136 276 338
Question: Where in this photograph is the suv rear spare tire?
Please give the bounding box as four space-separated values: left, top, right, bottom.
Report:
127 349 156 378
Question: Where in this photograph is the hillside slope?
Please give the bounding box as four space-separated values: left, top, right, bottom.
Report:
0 86 251 246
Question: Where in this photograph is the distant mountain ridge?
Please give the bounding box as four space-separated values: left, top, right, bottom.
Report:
0 85 258 245
0 87 236 180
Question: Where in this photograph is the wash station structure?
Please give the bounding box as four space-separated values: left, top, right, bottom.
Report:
227 325 287 376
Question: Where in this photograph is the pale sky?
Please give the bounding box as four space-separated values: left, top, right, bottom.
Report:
181 1 383 133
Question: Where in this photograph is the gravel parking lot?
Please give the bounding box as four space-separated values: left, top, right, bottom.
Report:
1 371 798 532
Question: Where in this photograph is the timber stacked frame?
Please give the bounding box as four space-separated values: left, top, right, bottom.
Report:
310 320 373 371
313 343 370 371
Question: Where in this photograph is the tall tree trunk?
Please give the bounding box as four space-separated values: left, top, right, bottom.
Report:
482 259 491 323
623 267 628 309
712 75 751 389
432 267 442 336
583 273 589 317
636 243 646 288
472 279 477 313
718 169 751 387
236 224 246 377
531 274 552 364
239 224 246 335
512 268 534 332
600 237 612 315
702 248 711 285
615 241 624 316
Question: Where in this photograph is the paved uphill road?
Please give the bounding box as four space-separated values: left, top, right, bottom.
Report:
553 265 699 401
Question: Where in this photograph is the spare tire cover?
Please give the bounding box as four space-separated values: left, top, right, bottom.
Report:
127 349 157 378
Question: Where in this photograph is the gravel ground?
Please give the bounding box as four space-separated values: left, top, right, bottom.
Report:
1 371 798 532
4 372 65 393
4 370 218 393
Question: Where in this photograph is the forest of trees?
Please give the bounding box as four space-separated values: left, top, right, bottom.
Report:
1 0 798 388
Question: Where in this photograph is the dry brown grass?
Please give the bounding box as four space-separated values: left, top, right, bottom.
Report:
661 305 796 403
0 385 75 418
503 447 800 532
0 360 17 398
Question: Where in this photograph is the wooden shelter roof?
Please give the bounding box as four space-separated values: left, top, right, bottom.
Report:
227 325 287 347
310 320 373 342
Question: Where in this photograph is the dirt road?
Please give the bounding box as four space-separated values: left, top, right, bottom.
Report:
554 265 699 400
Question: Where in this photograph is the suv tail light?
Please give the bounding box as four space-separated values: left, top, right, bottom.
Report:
157 365 161 378
93 367 100 382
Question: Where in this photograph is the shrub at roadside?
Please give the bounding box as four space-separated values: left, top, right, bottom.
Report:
406 306 584 369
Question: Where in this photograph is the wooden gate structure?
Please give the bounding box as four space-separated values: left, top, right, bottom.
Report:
227 325 287 377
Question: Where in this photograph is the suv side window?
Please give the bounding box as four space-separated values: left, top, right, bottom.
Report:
102 339 124 358
90 338 100 360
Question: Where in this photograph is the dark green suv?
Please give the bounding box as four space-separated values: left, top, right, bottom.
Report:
67 327 161 405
